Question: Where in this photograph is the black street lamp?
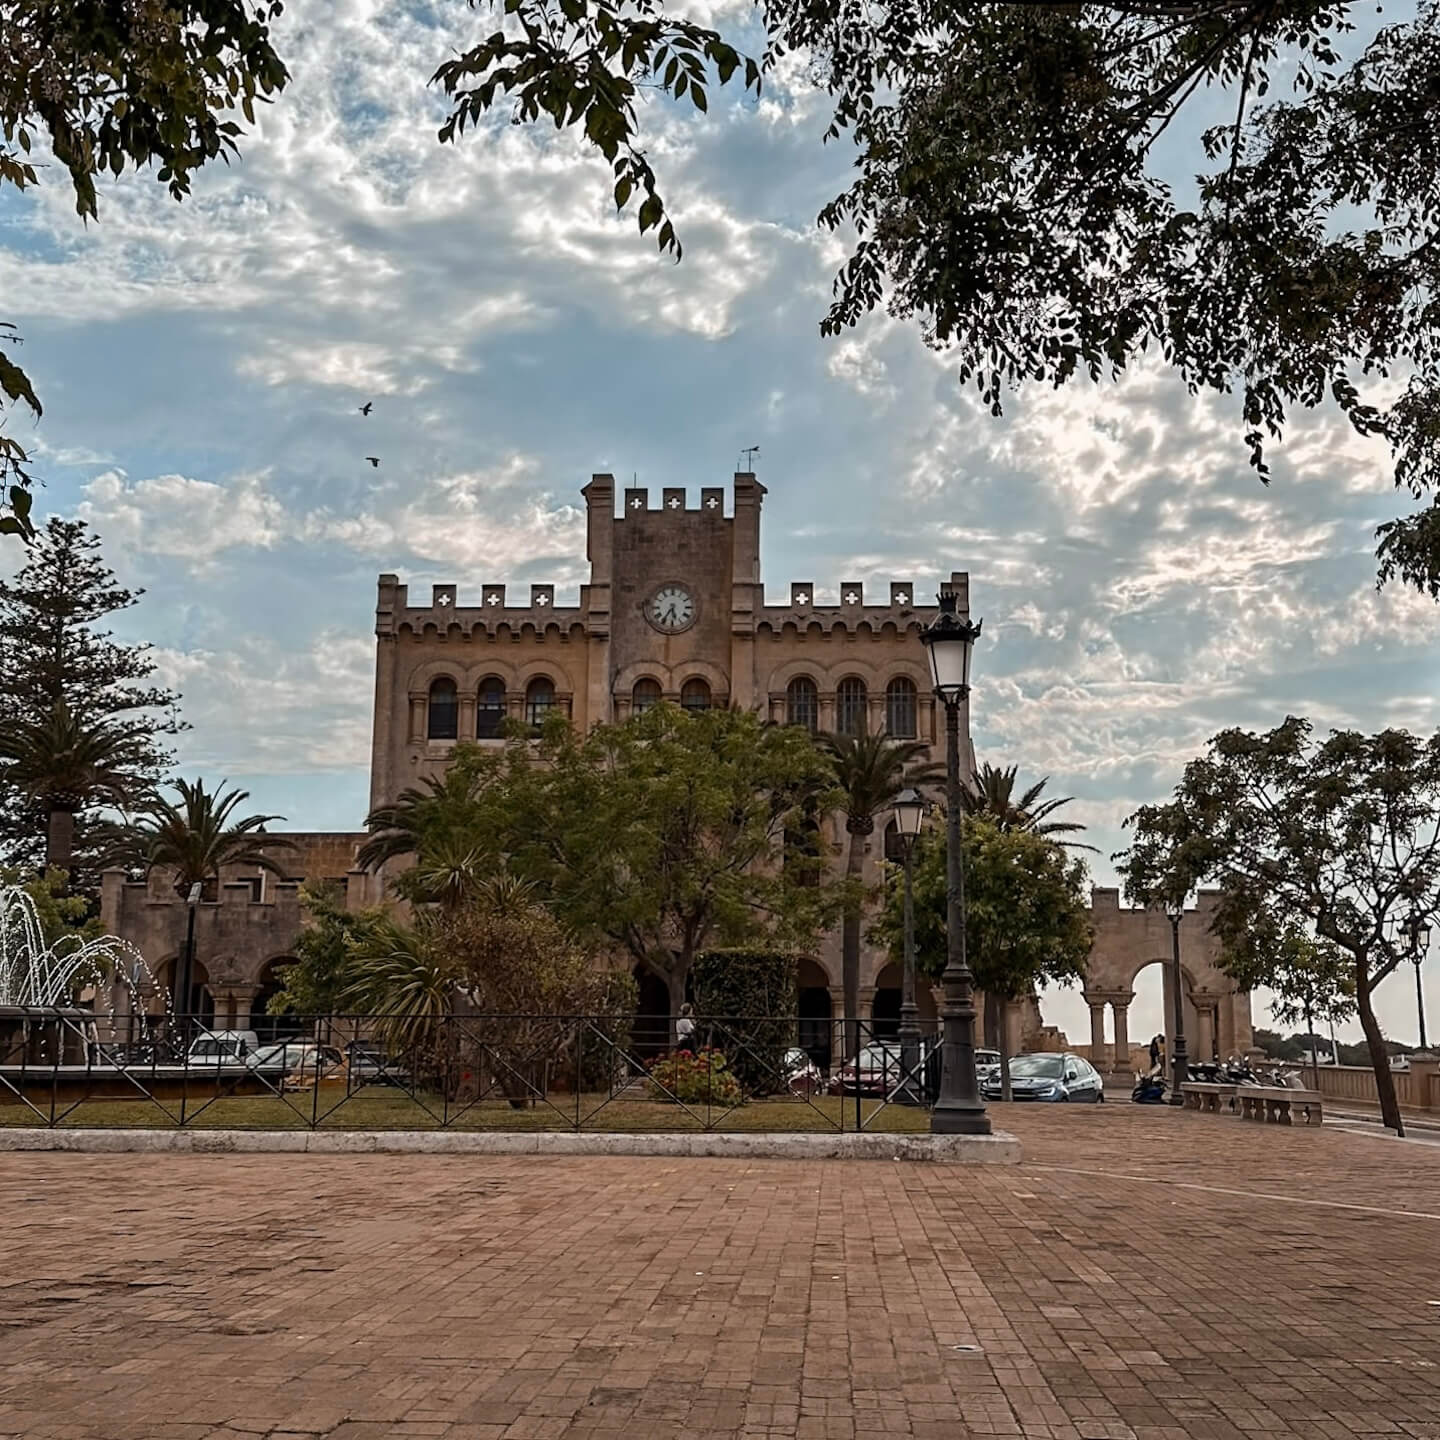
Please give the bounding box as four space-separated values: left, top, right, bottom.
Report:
176 881 202 1051
892 786 927 1102
1406 916 1432 1051
1165 898 1189 1106
919 591 990 1136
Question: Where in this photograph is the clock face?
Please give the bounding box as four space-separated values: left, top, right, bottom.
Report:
646 584 697 633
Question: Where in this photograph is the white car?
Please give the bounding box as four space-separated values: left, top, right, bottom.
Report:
975 1049 1002 1082
186 1030 260 1065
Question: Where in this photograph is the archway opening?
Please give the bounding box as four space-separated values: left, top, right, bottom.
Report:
872 961 902 1041
253 959 308 1044
157 956 213 1029
1129 959 1206 1070
797 957 832 1069
633 966 671 1059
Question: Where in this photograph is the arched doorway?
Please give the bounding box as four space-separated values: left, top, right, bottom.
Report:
157 956 214 1029
252 959 307 1044
633 966 671 1059
1129 959 1206 1068
871 961 939 1042
797 957 832 1069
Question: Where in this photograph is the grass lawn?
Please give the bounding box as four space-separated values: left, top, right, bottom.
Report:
0 1085 933 1134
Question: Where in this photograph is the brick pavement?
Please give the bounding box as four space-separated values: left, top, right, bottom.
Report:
2 1106 1438 1440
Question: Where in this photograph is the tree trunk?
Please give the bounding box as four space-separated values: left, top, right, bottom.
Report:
46 807 75 878
983 991 1001 1051
1355 960 1404 1137
998 996 1012 1103
666 965 687 1048
842 825 866 1060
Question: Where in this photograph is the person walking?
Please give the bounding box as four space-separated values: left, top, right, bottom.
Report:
1149 1033 1164 1074
676 1003 696 1051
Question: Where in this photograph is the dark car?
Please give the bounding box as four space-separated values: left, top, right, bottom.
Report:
981 1052 1105 1103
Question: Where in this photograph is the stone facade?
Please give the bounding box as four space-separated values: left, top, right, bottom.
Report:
96 470 1252 1058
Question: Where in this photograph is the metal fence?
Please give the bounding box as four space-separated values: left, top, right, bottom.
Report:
0 1008 942 1133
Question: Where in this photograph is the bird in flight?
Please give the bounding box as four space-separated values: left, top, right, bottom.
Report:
365 456 380 467
359 402 373 416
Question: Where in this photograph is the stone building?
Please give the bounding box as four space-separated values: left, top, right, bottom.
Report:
98 471 1252 1063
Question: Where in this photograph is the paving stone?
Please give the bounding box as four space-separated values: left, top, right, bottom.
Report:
1 1106 1438 1438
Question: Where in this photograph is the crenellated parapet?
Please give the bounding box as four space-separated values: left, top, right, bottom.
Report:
755 571 969 637
377 575 587 641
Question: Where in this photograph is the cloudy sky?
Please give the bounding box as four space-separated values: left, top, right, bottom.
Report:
4 1 1437 1045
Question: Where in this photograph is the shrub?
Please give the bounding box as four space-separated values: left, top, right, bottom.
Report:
691 948 799 1096
646 1047 743 1107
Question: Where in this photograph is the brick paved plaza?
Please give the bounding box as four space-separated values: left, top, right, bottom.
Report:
2 1107 1438 1440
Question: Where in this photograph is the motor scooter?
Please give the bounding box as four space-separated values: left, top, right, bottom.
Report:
1131 1069 1167 1104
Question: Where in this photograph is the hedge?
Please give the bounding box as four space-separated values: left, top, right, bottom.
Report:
691 948 799 1097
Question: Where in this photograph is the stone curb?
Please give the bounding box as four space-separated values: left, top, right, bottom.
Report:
0 1127 1021 1163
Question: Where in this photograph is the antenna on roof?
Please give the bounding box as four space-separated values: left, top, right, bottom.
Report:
738 445 760 472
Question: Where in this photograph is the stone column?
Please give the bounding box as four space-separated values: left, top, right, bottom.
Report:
407 693 426 743
1087 1000 1109 1072
1112 998 1131 1074
819 693 837 732
231 985 261 1031
458 693 477 741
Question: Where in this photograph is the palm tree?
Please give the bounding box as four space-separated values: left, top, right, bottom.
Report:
0 701 151 875
963 762 1095 850
358 765 492 873
106 777 294 897
818 729 941 1054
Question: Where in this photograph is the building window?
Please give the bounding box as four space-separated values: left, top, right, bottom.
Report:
632 677 663 714
477 676 506 738
680 678 712 712
886 677 917 738
427 677 458 740
786 676 818 732
525 676 556 729
883 819 906 865
836 676 868 736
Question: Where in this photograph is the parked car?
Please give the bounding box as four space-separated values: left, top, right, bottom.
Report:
975 1048 1001 1083
827 1044 907 1098
782 1047 823 1096
346 1040 407 1087
186 1030 260 1065
250 1041 344 1085
980 1051 1105 1103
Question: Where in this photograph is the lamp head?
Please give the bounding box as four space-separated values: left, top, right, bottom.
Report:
920 591 982 705
892 787 926 841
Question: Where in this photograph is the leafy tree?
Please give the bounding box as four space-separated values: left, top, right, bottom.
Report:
1222 914 1355 1085
267 883 388 1016
818 728 939 1050
434 1 1440 590
0 519 183 879
102 776 293 896
871 815 1091 1096
0 865 100 949
962 762 1094 849
361 703 848 1020
0 1 289 537
0 701 151 875
1117 718 1440 1136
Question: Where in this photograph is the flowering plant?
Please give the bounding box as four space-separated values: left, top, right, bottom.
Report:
646 1046 743 1106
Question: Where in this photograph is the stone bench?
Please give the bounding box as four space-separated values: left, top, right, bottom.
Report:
1181 1081 1238 1114
1237 1085 1324 1126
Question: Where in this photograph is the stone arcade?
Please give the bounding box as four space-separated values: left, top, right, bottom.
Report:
100 472 1253 1064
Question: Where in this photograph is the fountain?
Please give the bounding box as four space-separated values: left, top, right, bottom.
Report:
0 879 164 1067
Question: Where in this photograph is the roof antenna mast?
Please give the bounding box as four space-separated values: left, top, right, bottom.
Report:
739 445 760 473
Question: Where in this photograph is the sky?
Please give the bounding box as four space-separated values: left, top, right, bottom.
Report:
3 0 1437 1047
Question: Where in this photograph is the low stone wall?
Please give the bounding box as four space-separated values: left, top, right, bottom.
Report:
1305 1059 1440 1112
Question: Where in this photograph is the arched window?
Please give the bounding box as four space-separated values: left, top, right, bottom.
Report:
886 677 917 738
836 676 868 736
786 675 818 732
632 677 663 714
680 678 711 713
427 677 458 740
525 676 556 729
476 676 506 739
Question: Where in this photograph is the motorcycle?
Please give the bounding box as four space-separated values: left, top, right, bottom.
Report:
1131 1070 1168 1104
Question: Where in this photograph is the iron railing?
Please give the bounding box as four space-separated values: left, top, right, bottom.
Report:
0 1008 942 1133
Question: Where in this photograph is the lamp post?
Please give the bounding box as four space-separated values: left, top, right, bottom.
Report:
892 787 927 1102
1165 898 1189 1106
1405 916 1432 1051
919 591 990 1136
176 881 202 1051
